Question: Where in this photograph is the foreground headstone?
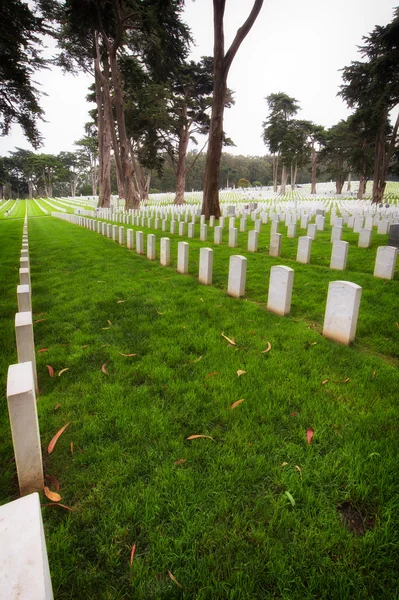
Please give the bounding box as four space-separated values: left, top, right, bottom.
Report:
269 233 282 257
248 230 258 252
6 362 43 495
147 234 156 260
19 268 30 287
323 281 362 345
136 231 144 254
296 236 312 264
17 284 31 313
199 248 213 285
177 242 189 274
127 229 134 250
227 255 247 298
358 228 372 248
373 246 397 279
267 266 294 316
0 493 54 599
160 238 170 266
330 240 349 270
15 311 38 392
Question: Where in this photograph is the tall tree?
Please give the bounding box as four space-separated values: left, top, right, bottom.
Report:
339 8 399 203
201 0 264 218
262 93 300 193
0 0 53 147
320 120 352 194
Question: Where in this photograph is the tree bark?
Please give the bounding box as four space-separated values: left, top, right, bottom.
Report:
272 153 279 192
357 173 366 199
372 111 399 204
311 142 317 194
346 171 351 192
202 0 264 218
174 113 190 204
336 177 345 195
280 164 287 194
94 38 111 208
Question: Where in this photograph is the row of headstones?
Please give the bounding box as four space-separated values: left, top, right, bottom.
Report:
63 212 399 280
54 212 368 345
3 216 54 598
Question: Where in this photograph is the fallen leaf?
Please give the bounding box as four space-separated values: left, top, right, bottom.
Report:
372 370 376 379
285 491 296 507
168 571 183 588
48 422 71 454
206 371 218 378
221 332 236 345
41 503 72 511
46 365 54 377
45 474 60 491
396 322 399 329
101 363 108 374
76 445 86 454
34 319 46 324
307 428 314 445
237 370 247 377
191 356 203 363
200 298 204 303
82 345 89 349
118 353 137 357
97 280 106 283
70 442 74 455
174 459 186 465
290 412 298 417
281 462 288 467
107 319 112 325
117 300 125 304
38 348 48 353
295 465 302 478
230 399 245 410
58 368 69 376
334 377 350 383
130 544 136 566
156 310 165 315
54 403 61 411
310 342 317 346
44 486 62 502
262 342 272 353
186 434 214 441
102 327 111 330
322 379 328 385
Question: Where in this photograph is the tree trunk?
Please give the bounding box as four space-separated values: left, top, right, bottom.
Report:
94 40 111 208
28 179 33 199
280 164 287 194
372 111 399 204
273 153 279 192
202 0 264 218
336 177 344 195
357 173 366 199
346 171 351 192
290 164 294 191
108 52 140 209
175 116 190 205
311 142 317 194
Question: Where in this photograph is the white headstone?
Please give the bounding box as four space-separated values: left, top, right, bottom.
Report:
307 223 317 240
160 238 170 266
240 218 247 233
199 248 213 285
358 228 372 248
269 233 282 257
136 231 144 254
287 223 297 238
377 220 390 235
323 281 362 345
229 227 238 248
373 246 397 279
227 255 247 298
179 222 185 236
248 230 258 252
214 226 222 245
6 362 43 495
127 229 134 249
112 225 118 241
188 223 194 238
119 226 124 245
17 284 31 313
147 234 156 260
267 266 294 316
296 236 312 264
15 312 37 393
331 226 343 242
177 242 189 274
200 224 208 241
330 240 349 270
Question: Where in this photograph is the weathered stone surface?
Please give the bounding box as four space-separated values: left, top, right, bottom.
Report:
119 226 124 245
199 248 213 285
127 229 134 250
267 266 294 316
331 226 343 242
358 228 372 248
377 220 389 235
269 233 282 257
227 255 247 298
136 231 144 254
6 362 43 496
177 242 189 274
179 222 185 236
330 241 349 270
0 493 54 599
373 246 397 279
296 236 312 264
323 281 362 345
17 284 31 313
287 223 297 238
307 223 317 240
147 234 156 260
160 238 170 266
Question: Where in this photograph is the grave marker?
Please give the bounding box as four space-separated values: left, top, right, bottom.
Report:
267 266 294 316
323 281 362 345
199 248 213 285
227 255 247 298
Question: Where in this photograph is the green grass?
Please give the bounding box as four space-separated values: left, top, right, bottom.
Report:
1 213 399 599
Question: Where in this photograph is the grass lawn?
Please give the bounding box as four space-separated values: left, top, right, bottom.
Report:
1 209 399 599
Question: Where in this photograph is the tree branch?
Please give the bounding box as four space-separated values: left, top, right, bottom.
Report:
223 0 264 77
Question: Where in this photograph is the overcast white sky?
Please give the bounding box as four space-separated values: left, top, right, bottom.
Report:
0 0 396 157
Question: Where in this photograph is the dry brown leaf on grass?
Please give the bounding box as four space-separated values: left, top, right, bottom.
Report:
321 379 328 385
42 503 72 511
221 332 236 345
102 327 111 330
295 465 302 478
130 544 136 566
230 399 245 410
101 363 108 375
45 474 60 491
54 403 61 411
168 571 183 588
174 459 186 465
396 322 399 329
38 348 48 353
186 434 214 441
44 486 62 502
82 345 89 349
58 368 69 377
206 371 218 378
307 428 314 445
262 342 272 353
107 320 112 325
191 356 203 363
334 377 350 383
156 310 165 315
34 318 46 324
281 462 288 467
48 422 71 454
237 370 246 377
70 442 74 455
117 300 126 304
97 280 106 283
372 370 376 379
118 353 137 357
46 365 54 377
